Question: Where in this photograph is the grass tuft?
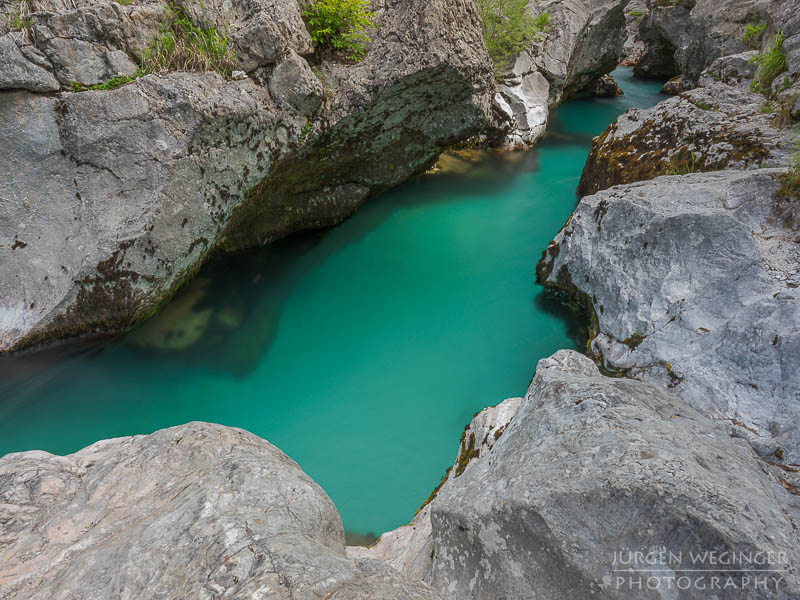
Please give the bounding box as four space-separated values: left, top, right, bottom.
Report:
141 2 236 76
750 31 787 93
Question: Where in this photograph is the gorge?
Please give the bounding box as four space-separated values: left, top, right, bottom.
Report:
1 0 800 598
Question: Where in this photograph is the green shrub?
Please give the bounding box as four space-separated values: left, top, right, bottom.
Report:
740 21 766 49
302 0 375 62
476 0 549 73
750 31 787 92
142 2 235 76
628 9 646 22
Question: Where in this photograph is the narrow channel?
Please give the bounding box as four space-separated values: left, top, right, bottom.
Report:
0 68 664 540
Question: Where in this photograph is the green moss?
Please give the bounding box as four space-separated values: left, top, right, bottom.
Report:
454 431 479 477
415 466 452 515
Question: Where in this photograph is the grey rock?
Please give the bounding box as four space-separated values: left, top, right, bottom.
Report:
0 0 497 352
268 50 323 117
0 73 289 352
0 34 59 92
538 170 800 461
495 0 629 147
620 0 646 66
635 0 800 86
356 351 800 599
348 397 523 581
699 50 760 88
0 422 441 599
579 80 794 195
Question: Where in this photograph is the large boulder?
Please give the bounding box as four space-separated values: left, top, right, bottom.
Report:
0 0 496 353
538 169 800 462
354 351 800 599
579 80 794 195
0 422 441 599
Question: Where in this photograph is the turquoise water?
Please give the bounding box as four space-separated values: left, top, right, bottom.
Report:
0 69 663 538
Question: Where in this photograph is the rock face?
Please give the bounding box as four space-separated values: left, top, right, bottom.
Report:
0 422 441 599
634 0 800 87
494 0 629 148
0 0 496 352
579 80 794 195
538 170 800 462
355 351 800 599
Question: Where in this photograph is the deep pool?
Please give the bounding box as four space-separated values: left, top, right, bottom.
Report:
0 68 664 539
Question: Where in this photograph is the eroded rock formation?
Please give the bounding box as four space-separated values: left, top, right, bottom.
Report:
352 351 800 599
0 422 442 599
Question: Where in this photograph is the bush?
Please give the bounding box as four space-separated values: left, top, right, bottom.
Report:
750 31 787 92
142 2 236 76
476 0 549 73
740 21 766 49
302 0 375 62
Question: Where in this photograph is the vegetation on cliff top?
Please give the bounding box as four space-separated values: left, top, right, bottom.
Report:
142 2 235 76
302 0 375 62
476 0 549 74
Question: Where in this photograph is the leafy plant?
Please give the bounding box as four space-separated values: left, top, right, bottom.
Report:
750 31 787 93
142 2 236 76
476 0 550 74
740 21 766 49
302 0 375 62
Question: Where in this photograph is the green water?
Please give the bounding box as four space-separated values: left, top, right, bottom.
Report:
0 69 664 538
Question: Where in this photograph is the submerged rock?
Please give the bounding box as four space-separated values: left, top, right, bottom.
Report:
539 170 800 461
0 422 442 599
0 0 496 353
579 80 794 195
355 351 800 599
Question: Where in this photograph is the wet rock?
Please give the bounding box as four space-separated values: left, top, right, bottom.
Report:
539 170 800 462
579 81 794 195
0 422 442 599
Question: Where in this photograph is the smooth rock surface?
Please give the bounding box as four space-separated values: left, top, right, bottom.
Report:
539 170 800 461
356 351 800 599
0 422 442 599
579 80 794 195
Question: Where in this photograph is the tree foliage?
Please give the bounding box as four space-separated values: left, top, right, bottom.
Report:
476 0 549 73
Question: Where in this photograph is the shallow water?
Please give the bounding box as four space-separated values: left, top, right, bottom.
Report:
0 69 664 538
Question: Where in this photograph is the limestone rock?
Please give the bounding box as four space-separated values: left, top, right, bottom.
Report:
0 34 59 92
354 351 800 599
579 81 794 195
539 170 800 461
0 0 497 352
495 0 629 147
635 0 800 86
347 397 523 580
0 422 442 599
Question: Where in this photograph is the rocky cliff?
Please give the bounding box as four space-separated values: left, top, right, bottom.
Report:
495 0 630 148
0 0 496 353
